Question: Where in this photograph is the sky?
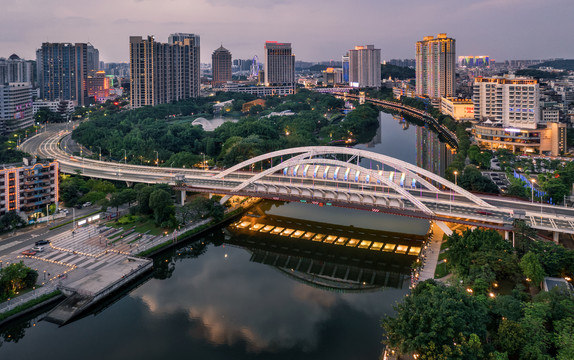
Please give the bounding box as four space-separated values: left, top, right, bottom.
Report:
1 0 573 64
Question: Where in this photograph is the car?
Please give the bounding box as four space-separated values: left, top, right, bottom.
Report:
31 245 46 252
83 202 92 207
21 249 36 256
35 240 50 246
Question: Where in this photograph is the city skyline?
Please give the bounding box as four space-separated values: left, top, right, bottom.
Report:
1 0 573 64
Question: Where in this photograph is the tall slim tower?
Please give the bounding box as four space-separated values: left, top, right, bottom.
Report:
348 45 381 88
264 42 295 88
211 45 232 87
130 33 200 109
415 33 456 99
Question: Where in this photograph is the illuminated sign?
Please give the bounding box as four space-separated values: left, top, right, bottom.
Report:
504 128 521 133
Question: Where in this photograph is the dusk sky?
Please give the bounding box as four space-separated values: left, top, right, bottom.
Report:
2 0 573 64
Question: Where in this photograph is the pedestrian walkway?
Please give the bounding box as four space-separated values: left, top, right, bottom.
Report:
414 221 448 284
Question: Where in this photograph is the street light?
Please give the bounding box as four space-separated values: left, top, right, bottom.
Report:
155 151 159 167
96 146 101 162
122 149 127 165
453 170 458 186
530 178 536 203
201 152 206 170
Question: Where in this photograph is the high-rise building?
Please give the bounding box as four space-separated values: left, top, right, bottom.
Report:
87 44 100 75
342 54 350 83
264 42 295 88
130 34 200 109
347 45 381 88
36 42 99 106
211 45 232 87
473 75 539 129
416 33 456 99
0 82 33 134
0 54 35 85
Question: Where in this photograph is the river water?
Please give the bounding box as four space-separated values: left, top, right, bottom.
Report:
0 112 451 359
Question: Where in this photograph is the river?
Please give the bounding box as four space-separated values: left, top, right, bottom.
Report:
0 111 451 359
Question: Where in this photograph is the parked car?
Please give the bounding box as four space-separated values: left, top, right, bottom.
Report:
83 202 92 207
35 240 51 246
21 249 36 256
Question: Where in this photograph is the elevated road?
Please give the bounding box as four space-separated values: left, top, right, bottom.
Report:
20 126 574 236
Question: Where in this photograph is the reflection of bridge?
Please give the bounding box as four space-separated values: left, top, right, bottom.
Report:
21 127 574 238
227 213 418 291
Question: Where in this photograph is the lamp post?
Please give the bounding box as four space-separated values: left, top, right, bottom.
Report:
453 170 458 186
155 151 159 167
201 152 206 170
122 149 127 165
531 178 536 203
96 146 101 162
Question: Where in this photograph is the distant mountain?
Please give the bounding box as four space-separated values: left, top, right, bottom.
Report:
530 59 574 71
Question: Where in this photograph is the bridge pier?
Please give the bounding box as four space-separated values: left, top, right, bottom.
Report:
553 232 560 244
125 181 133 188
179 190 186 206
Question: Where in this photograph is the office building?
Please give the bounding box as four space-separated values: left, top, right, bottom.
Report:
264 42 295 88
86 71 111 103
458 56 490 68
0 159 59 217
473 122 566 156
347 45 381 88
211 45 232 87
322 67 343 86
440 97 474 121
416 34 456 99
0 82 33 134
473 75 539 129
342 54 350 83
130 34 200 109
36 42 99 106
0 54 35 85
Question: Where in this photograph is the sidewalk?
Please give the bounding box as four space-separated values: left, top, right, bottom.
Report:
415 221 447 283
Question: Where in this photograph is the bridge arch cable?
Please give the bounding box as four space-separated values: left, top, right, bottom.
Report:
228 156 434 215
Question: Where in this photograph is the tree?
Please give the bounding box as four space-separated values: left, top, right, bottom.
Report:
555 317 574 360
0 211 26 231
382 280 488 358
149 189 174 225
136 185 154 214
495 319 525 358
513 220 537 257
520 252 546 287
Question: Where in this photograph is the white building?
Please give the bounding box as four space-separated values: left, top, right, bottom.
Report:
0 82 33 134
473 75 539 129
32 99 75 115
347 45 381 88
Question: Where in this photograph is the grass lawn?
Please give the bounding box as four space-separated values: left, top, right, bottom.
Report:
434 261 450 279
108 216 165 236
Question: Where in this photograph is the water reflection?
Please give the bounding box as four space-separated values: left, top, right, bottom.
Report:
129 209 421 355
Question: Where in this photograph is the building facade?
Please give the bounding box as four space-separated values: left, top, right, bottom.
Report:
440 97 474 121
36 42 99 106
211 45 232 87
0 82 33 134
86 71 111 103
473 75 539 129
348 45 381 88
130 34 200 109
473 122 566 156
416 34 456 99
0 159 59 217
264 42 295 88
0 54 35 85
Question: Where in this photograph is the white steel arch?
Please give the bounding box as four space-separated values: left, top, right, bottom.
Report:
230 157 434 215
215 146 494 209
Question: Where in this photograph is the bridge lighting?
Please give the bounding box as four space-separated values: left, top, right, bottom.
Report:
453 171 458 185
530 179 536 203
